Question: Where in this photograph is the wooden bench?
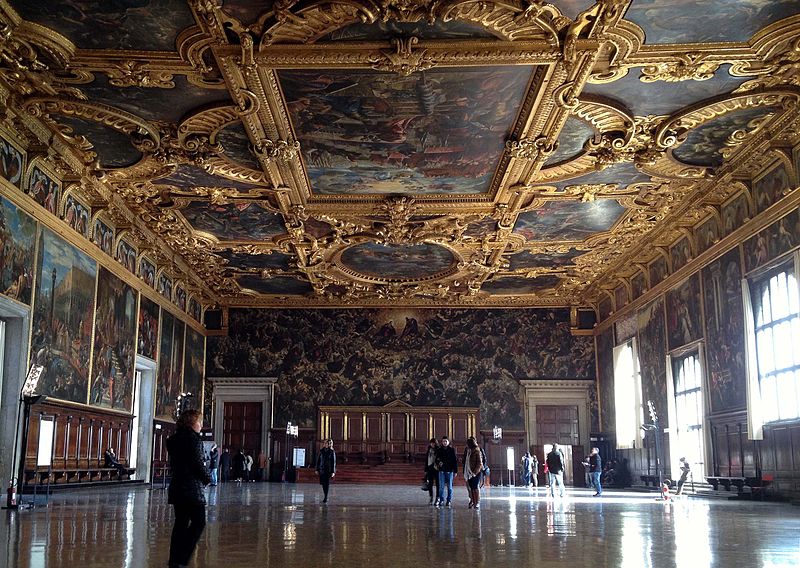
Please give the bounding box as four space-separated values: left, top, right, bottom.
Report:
706 476 746 491
25 466 135 486
640 474 661 487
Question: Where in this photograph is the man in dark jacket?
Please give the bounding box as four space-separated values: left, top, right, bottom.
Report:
167 410 211 568
435 436 458 508
546 443 565 498
316 439 336 503
219 447 231 483
583 447 602 496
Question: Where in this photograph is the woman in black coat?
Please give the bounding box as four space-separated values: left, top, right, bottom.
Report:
316 439 336 503
167 409 211 568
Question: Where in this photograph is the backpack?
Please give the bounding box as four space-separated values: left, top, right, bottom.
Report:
480 447 490 477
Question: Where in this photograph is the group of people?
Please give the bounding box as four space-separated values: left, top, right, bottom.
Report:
206 447 268 484
424 436 487 509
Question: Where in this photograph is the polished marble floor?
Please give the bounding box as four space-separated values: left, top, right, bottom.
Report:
2 483 799 568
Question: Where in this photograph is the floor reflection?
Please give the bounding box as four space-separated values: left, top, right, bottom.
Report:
1 485 799 567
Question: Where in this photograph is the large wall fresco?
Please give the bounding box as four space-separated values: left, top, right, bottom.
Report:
90 267 137 411
666 274 703 351
702 249 747 413
183 327 206 412
0 195 37 304
155 311 185 421
596 327 615 433
138 296 159 361
637 297 667 426
30 227 97 404
208 308 596 429
279 67 534 195
0 135 24 187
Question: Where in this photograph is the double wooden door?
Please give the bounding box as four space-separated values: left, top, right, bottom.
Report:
222 401 262 454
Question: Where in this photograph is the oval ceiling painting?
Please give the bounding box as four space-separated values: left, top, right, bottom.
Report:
339 242 456 281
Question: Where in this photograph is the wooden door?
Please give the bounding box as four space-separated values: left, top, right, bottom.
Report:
222 402 262 455
536 405 580 485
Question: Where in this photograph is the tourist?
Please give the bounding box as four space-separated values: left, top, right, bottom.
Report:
166 409 210 568
520 451 533 487
244 452 254 482
208 444 219 486
219 447 231 482
530 452 539 488
583 447 602 496
316 439 336 503
258 451 268 481
435 436 458 508
424 438 439 505
546 443 566 498
233 448 246 482
463 436 484 509
103 447 126 474
675 457 691 495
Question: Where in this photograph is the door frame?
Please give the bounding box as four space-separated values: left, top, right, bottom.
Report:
521 379 595 458
208 377 275 460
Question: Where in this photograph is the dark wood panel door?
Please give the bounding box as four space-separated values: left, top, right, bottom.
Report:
536 405 579 446
223 401 262 455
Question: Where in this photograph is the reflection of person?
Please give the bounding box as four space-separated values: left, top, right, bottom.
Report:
167 410 210 568
676 457 691 495
546 443 565 498
316 439 336 503
463 436 484 509
436 436 458 508
583 447 602 496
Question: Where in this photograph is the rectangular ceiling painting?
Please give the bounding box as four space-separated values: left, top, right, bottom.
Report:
279 67 534 195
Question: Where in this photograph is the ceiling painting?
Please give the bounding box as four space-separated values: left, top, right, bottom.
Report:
9 0 195 51
623 0 800 45
154 165 261 192
79 76 230 125
238 275 313 296
216 122 261 171
671 106 779 168
55 116 142 168
280 67 535 195
2 0 798 310
179 202 287 242
219 250 294 271
320 20 500 42
582 65 753 118
514 200 626 242
482 275 563 295
508 249 584 271
338 243 456 281
544 117 595 166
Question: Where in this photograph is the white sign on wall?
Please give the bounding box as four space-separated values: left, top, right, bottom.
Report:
37 418 55 467
293 447 306 467
506 447 515 471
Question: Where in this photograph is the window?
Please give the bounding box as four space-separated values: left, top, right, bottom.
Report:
671 351 706 480
613 339 643 449
748 262 800 425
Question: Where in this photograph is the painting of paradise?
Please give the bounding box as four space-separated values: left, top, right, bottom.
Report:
30 227 97 404
182 327 205 412
0 196 37 304
279 67 534 195
90 267 137 411
155 311 184 421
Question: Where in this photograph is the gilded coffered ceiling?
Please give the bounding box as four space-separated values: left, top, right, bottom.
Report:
1 0 799 311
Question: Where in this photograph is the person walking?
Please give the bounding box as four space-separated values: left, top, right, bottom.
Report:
219 448 231 483
436 436 458 508
316 439 336 503
424 438 439 505
166 409 210 568
546 443 566 498
233 449 246 482
208 444 219 486
244 452 254 482
675 457 691 496
257 451 268 482
463 437 484 509
584 447 602 496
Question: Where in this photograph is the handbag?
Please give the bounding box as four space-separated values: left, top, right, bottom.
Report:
420 478 430 491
